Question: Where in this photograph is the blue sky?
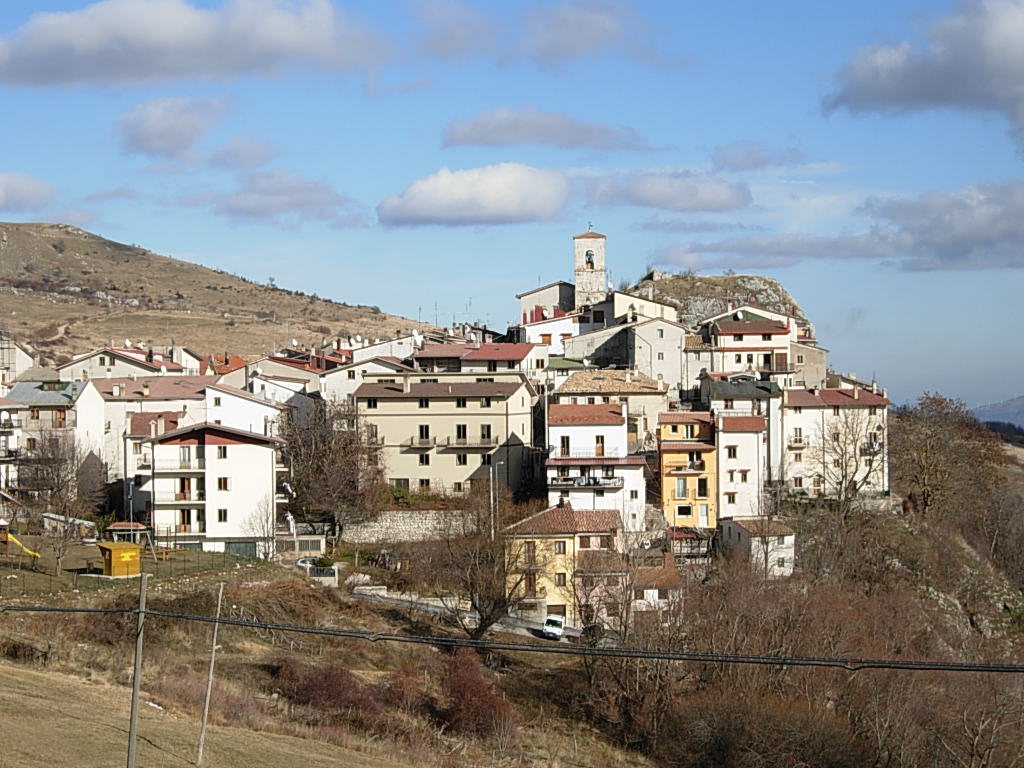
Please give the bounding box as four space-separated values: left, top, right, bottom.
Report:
1 0 1022 406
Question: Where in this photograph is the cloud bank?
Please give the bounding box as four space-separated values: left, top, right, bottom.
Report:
445 107 649 151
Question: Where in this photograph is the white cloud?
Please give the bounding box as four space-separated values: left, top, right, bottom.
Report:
520 0 644 67
209 136 278 169
712 141 805 172
444 107 649 151
586 172 751 211
659 181 1024 271
377 162 568 226
0 0 386 85
190 168 362 228
82 184 138 203
117 97 224 158
827 0 1024 134
0 172 56 210
413 0 496 59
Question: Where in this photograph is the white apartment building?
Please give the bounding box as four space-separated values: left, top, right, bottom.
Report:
0 398 25 491
412 343 548 376
205 383 286 436
355 372 538 495
0 335 35 396
318 356 414 405
557 369 672 450
718 516 796 578
58 346 188 381
145 422 283 557
780 386 890 499
716 416 767 518
546 403 647 532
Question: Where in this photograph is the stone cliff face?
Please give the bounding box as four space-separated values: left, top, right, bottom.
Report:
630 270 808 326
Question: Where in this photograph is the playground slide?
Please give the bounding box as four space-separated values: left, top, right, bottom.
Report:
8 534 40 559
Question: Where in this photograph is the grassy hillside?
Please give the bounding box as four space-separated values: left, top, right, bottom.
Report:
0 222 430 364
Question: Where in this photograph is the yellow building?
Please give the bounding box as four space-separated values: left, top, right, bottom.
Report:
658 412 717 529
503 505 622 628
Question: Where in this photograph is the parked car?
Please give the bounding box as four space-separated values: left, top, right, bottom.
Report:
540 615 565 640
294 557 318 572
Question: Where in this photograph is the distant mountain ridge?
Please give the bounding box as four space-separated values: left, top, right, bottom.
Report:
974 396 1024 429
0 222 428 364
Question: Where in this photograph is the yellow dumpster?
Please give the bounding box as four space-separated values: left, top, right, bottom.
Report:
96 542 141 578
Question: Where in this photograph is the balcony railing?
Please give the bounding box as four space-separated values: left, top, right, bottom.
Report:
549 476 624 490
0 448 20 460
440 435 499 449
0 419 20 431
154 492 206 504
860 442 884 456
153 459 206 471
550 447 624 459
402 436 436 449
668 461 706 473
787 437 806 449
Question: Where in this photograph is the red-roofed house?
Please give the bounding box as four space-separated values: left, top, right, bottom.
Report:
504 503 624 627
716 415 767 516
781 386 890 500
58 347 186 382
547 403 646 532
413 343 548 375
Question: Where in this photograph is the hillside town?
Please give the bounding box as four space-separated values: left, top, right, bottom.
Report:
0 231 891 630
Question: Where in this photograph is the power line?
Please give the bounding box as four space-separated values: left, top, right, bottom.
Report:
4 603 1024 674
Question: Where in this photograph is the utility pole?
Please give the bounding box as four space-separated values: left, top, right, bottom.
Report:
196 582 225 766
489 462 495 541
126 573 149 768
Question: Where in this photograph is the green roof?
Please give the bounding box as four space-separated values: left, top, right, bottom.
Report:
546 357 590 370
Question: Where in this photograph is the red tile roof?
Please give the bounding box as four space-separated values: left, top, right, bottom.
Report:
636 559 684 589
785 387 890 408
60 347 185 372
414 343 535 362
205 353 248 375
504 505 621 536
549 403 623 426
546 456 647 466
713 320 789 335
128 410 183 436
726 517 795 536
573 230 606 239
719 416 767 432
659 411 713 424
92 376 211 400
354 381 522 399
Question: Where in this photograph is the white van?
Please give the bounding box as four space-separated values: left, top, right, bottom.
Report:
541 615 565 640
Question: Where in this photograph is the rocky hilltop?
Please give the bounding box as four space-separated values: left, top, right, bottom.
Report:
629 269 808 326
0 222 427 364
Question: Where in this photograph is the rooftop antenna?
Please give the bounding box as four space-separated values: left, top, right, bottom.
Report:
159 365 167 374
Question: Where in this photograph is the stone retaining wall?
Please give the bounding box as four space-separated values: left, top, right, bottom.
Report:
341 509 474 544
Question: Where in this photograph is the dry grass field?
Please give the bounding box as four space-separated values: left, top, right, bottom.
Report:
0 222 430 364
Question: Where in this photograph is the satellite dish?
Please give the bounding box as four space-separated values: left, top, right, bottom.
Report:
412 330 424 347
348 337 356 347
124 339 132 348
355 335 362 343
291 338 299 348
583 357 591 367
254 366 263 376
374 338 381 344
541 308 549 319
159 365 167 374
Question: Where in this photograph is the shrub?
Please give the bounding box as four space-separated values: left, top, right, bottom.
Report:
441 649 518 739
269 657 384 729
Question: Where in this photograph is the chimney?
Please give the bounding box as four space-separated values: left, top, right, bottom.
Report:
854 388 859 400
112 383 122 397
142 381 150 397
625 371 632 384
149 419 157 438
157 414 165 434
402 374 411 394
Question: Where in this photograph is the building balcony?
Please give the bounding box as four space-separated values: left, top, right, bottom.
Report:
153 459 206 472
402 436 436 449
549 476 624 490
440 435 499 449
0 418 20 431
667 461 706 474
0 448 20 461
154 492 206 505
787 437 807 449
860 442 884 456
550 447 624 459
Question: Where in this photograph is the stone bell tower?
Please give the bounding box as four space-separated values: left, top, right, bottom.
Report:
573 229 608 309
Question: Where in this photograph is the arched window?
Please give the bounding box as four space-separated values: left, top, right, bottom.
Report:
585 249 595 269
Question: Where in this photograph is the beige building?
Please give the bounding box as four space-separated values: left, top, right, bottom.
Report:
355 372 539 494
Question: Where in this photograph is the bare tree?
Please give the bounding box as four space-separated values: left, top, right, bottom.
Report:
242 494 277 560
280 398 385 544
20 429 103 574
807 406 887 519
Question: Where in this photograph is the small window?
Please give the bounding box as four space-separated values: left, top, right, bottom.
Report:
487 361 498 372
217 446 227 459
482 454 492 466
670 424 678 433
794 406 802 414
762 334 771 341
29 408 40 421
419 397 429 408
869 407 878 416
724 399 734 409
347 370 356 379
733 334 743 341
554 540 566 555
833 407 840 416
456 397 467 408
217 509 227 523
727 446 737 459
734 354 742 364
796 354 804 364
793 477 803 488
456 453 468 466
555 573 566 587
453 481 463 492
740 470 748 482
217 477 229 491
418 454 430 466
657 352 664 361
630 490 638 500
419 424 430 440
213 396 222 406
419 478 430 490
366 398 378 409
657 328 664 339
133 442 142 455
482 397 492 408
593 310 605 322
777 558 786 568
794 453 802 463
726 492 736 504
